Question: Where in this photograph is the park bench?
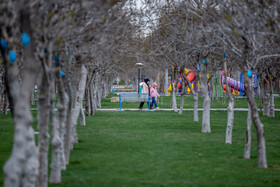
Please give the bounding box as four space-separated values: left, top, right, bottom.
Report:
119 93 150 111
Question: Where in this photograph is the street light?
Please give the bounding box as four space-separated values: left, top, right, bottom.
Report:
135 63 143 93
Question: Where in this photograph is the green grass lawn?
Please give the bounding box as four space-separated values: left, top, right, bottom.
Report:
1 110 280 186
101 93 280 109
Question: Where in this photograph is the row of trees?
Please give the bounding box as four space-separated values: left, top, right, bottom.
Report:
0 0 147 186
137 0 280 169
1 0 280 186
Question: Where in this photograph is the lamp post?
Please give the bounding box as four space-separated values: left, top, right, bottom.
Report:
135 63 143 93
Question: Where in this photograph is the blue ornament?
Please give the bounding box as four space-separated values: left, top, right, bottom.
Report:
8 51 17 63
247 70 252 77
55 55 59 63
21 33 30 47
44 48 48 54
223 52 226 58
0 39 8 50
197 66 200 71
202 59 206 64
61 71 65 77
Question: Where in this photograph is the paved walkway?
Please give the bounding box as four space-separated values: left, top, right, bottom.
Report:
97 108 280 112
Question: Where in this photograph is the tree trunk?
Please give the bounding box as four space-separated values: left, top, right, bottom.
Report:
179 74 185 115
171 69 178 112
184 72 199 122
64 45 73 165
2 91 8 115
80 106 86 126
37 67 51 187
3 8 39 186
268 77 275 117
85 87 90 116
242 38 267 168
72 64 88 144
90 84 96 115
49 81 62 184
200 63 211 133
224 61 234 144
244 102 252 159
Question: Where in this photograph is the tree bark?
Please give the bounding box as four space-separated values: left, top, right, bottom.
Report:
171 68 178 112
2 91 8 115
3 8 39 186
178 78 185 115
244 102 252 159
64 45 73 164
37 65 51 187
224 61 234 144
80 106 86 126
183 72 199 122
72 64 88 144
49 80 62 184
200 62 211 133
267 73 275 118
242 37 267 168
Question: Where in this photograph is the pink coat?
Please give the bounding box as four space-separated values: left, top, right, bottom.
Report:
150 87 159 98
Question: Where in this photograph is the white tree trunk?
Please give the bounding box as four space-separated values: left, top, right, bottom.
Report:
243 69 267 168
72 64 88 144
244 103 252 159
37 70 51 187
263 88 269 116
200 63 211 133
224 61 234 144
179 75 185 115
193 93 199 122
49 59 69 183
64 45 73 165
268 79 275 117
3 9 39 186
80 106 86 126
49 82 62 184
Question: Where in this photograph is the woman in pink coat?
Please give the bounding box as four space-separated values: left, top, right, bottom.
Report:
150 83 160 109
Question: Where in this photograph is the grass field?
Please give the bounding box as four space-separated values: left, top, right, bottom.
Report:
1 109 280 186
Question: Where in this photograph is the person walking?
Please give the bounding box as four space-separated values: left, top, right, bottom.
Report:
138 78 150 109
150 83 160 110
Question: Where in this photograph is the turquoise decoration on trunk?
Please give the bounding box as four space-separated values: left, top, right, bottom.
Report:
202 59 206 64
223 52 226 58
8 51 17 63
21 33 30 47
55 55 59 63
247 70 252 77
0 39 8 50
61 71 65 77
197 66 200 71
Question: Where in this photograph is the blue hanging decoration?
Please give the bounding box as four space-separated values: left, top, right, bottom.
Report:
44 48 48 54
247 70 252 77
202 59 206 64
61 71 65 77
223 52 226 58
8 51 17 63
21 33 30 47
55 55 59 63
197 66 200 71
0 39 8 50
